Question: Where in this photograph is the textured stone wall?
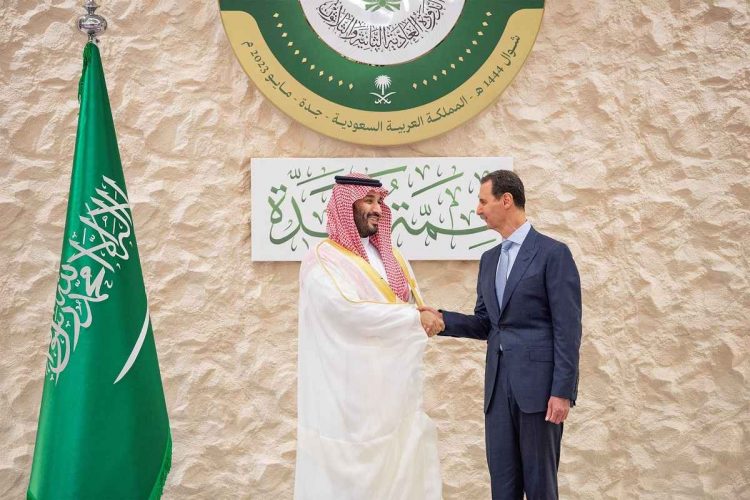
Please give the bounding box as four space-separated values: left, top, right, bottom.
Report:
2 0 748 498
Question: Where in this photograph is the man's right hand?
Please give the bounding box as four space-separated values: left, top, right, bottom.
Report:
419 308 444 337
418 305 443 319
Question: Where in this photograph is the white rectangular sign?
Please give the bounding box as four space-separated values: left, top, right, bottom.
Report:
251 157 512 261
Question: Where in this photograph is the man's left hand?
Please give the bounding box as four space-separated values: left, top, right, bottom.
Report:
545 396 570 425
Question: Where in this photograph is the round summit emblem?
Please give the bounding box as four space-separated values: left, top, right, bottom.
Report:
300 0 465 66
219 0 545 145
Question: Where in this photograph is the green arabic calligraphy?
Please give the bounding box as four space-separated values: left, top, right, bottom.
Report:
265 161 506 253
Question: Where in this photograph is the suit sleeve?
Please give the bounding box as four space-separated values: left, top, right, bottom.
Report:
546 243 582 402
439 256 492 341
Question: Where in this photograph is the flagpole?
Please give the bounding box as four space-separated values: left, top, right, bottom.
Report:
77 0 107 43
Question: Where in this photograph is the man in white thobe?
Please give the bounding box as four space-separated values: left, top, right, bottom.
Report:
294 173 443 500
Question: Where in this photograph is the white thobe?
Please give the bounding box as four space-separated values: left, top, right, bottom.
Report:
294 239 442 500
361 236 387 280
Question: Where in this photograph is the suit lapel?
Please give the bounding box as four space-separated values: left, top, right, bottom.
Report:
484 244 502 321
500 227 539 314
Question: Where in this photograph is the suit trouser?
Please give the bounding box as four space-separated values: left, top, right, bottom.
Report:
485 353 563 500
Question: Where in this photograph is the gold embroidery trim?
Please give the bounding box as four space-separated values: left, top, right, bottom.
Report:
318 239 401 304
393 248 425 308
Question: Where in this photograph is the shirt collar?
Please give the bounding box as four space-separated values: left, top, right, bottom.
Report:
503 220 531 247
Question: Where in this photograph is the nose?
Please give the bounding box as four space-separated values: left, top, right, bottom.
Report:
371 203 382 215
476 203 483 215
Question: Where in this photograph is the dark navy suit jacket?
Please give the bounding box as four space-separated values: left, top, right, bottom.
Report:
441 227 582 414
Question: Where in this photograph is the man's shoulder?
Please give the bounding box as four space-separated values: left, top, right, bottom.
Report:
300 243 321 282
531 227 570 251
300 240 334 275
301 240 353 291
530 228 578 266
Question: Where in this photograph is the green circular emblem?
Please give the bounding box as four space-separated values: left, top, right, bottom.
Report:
219 0 544 145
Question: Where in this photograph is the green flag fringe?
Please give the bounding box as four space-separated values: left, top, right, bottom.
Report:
27 432 171 500
148 431 172 500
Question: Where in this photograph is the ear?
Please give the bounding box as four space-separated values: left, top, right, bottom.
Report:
503 192 513 207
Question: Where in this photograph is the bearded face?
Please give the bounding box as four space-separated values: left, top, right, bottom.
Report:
353 191 383 238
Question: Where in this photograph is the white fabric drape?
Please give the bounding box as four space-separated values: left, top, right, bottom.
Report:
295 240 442 500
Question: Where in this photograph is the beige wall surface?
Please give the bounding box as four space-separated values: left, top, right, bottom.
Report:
2 0 748 498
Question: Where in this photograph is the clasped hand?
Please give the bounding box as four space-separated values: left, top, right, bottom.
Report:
418 306 444 337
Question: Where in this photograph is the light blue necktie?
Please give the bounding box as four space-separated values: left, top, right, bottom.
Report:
496 240 514 310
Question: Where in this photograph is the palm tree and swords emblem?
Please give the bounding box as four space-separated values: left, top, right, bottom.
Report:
363 0 402 11
362 0 402 103
371 75 397 104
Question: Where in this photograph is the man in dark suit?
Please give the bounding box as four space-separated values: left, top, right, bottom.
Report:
421 170 582 499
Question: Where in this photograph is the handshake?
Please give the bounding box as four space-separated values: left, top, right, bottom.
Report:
418 306 444 337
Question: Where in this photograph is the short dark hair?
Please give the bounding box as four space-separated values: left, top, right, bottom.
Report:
480 170 525 209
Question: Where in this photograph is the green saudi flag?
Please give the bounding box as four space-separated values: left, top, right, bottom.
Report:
27 42 171 500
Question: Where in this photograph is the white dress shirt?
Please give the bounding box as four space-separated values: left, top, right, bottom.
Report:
498 220 532 278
